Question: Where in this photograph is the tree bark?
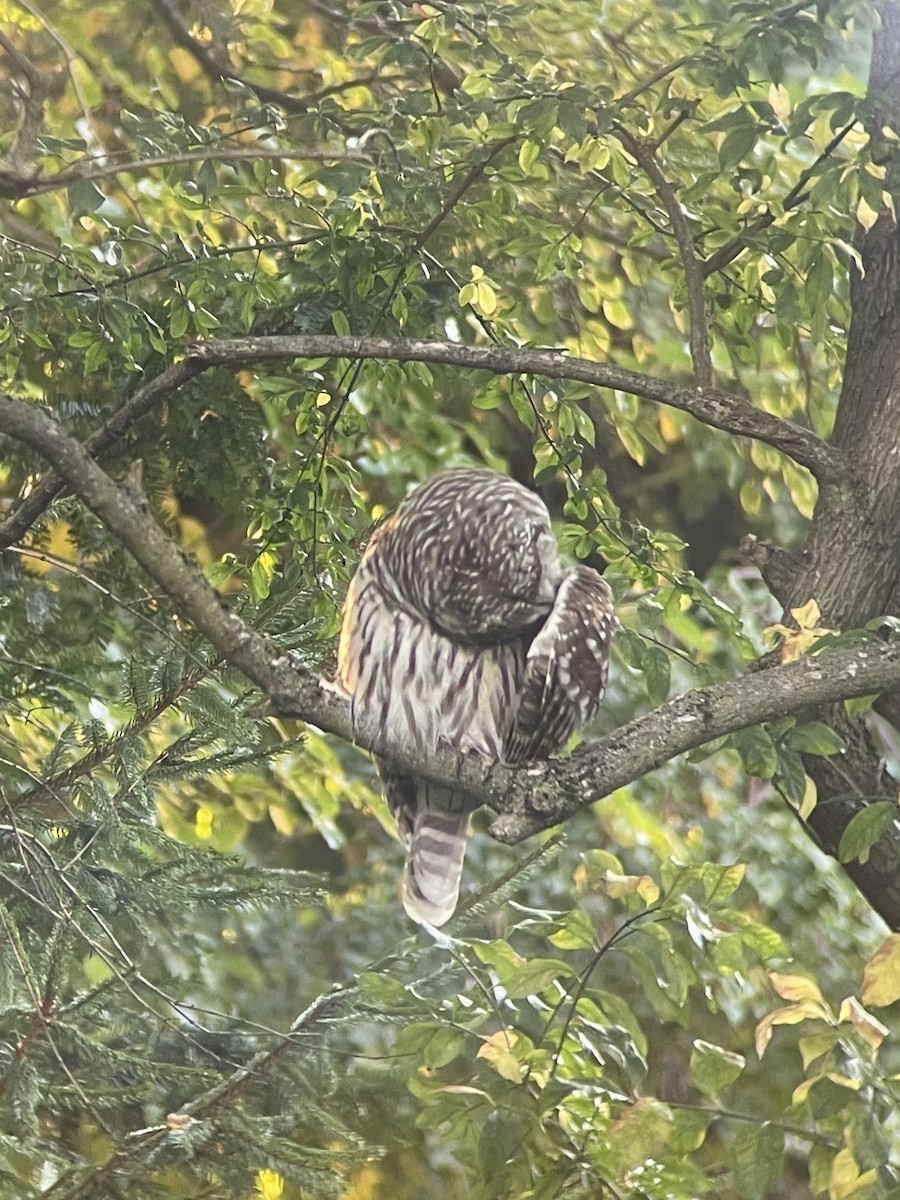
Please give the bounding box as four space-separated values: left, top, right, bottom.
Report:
777 3 900 923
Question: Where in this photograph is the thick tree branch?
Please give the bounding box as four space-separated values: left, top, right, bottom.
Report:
191 335 842 481
2 335 840 550
3 395 900 921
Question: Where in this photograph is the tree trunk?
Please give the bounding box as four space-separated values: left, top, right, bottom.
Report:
779 4 900 927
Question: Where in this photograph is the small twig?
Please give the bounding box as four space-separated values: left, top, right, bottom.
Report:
702 119 857 278
617 127 712 386
0 146 371 201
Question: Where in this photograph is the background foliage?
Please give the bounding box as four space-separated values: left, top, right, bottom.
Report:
1 1 899 1197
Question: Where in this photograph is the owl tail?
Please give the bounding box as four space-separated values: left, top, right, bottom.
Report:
401 785 471 927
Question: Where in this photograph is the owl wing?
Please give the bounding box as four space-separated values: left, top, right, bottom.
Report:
506 566 616 763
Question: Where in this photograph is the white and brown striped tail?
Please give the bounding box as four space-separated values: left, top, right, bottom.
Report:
399 784 471 927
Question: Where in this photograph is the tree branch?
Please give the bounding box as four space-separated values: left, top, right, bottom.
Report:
701 119 857 279
0 358 207 550
191 334 843 481
2 334 841 549
615 129 712 387
0 147 369 201
3 394 900 917
149 0 380 116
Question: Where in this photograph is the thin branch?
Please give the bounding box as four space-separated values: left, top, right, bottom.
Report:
191 334 843 481
15 0 101 144
1 395 897 851
616 128 712 386
0 332 842 553
0 357 206 549
149 0 379 115
701 119 857 278
0 146 370 201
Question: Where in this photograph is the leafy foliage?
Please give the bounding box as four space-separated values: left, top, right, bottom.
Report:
0 1 898 1197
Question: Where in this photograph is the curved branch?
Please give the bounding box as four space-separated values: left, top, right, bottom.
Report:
192 334 843 481
2 393 897 838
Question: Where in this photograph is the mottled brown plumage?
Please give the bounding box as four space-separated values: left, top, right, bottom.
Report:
336 467 615 925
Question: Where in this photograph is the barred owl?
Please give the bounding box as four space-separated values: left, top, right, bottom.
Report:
336 467 615 926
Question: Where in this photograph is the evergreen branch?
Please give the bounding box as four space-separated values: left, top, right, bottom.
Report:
51 984 356 1200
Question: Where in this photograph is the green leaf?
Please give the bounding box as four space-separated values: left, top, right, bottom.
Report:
848 1109 890 1173
805 253 834 313
718 123 758 169
690 1039 745 1100
838 802 895 863
643 645 671 705
731 727 778 778
518 139 541 174
67 178 105 217
786 721 845 755
732 1123 784 1200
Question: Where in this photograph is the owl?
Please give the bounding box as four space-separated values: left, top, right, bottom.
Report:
336 467 615 925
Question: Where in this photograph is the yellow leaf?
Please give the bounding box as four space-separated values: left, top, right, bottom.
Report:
475 279 498 315
602 296 633 330
769 599 838 663
169 46 202 83
792 1072 859 1105
829 1148 877 1200
604 870 657 900
768 82 791 122
195 805 214 840
458 282 476 307
256 1169 285 1200
755 1000 830 1058
769 972 826 1005
658 410 681 443
860 932 900 1007
637 875 661 905
791 599 821 629
798 1030 838 1069
477 1029 526 1084
838 995 889 1053
856 195 879 232
799 776 818 820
